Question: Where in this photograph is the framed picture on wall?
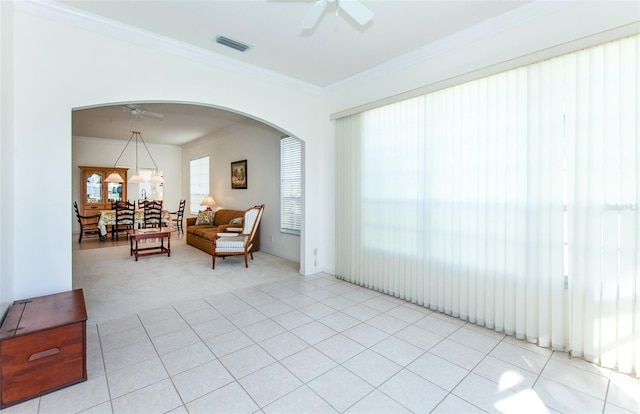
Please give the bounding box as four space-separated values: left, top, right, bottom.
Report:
231 160 247 189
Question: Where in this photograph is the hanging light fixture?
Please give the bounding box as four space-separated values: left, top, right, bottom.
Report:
104 130 164 184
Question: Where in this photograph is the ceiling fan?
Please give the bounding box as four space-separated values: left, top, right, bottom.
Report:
301 0 374 30
117 104 164 119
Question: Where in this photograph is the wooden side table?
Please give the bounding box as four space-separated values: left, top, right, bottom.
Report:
0 289 87 408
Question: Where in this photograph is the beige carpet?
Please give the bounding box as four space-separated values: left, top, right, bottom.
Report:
72 236 301 326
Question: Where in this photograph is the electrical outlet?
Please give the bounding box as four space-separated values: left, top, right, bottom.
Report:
270 235 274 242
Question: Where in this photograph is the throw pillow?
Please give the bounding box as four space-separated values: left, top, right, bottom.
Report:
229 217 243 225
195 210 215 225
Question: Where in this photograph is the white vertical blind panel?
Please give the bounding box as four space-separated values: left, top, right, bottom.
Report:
546 58 566 349
484 77 497 329
493 73 507 333
513 68 529 338
600 42 621 369
616 36 639 375
567 49 589 360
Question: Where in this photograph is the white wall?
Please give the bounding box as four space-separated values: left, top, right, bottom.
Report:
0 1 15 314
182 122 300 263
7 3 326 302
72 137 182 233
2 0 637 308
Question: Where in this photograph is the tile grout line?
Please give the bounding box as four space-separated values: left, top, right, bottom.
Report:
439 324 510 413
80 274 626 414
94 323 116 414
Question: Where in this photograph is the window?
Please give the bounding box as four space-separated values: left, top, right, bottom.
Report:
281 136 302 235
189 156 209 214
335 35 640 374
137 168 164 201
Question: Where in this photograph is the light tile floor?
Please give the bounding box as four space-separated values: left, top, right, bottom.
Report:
4 273 640 414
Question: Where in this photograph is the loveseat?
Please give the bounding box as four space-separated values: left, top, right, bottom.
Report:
186 208 260 256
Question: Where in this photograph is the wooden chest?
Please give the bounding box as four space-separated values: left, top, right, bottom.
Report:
0 289 87 408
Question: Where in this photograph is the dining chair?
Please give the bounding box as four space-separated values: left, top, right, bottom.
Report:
170 199 186 233
143 200 163 228
112 200 135 240
138 199 150 210
73 202 102 243
111 200 127 209
212 204 264 269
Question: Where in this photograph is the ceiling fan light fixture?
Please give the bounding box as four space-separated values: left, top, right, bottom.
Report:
301 0 373 30
123 104 164 119
215 35 251 52
340 0 374 25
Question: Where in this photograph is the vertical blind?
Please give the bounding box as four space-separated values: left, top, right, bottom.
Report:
189 156 209 214
281 136 302 235
335 35 639 376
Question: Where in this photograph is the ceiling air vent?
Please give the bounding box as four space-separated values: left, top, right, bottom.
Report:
215 35 251 52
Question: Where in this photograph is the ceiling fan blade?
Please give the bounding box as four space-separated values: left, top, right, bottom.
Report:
139 110 164 119
301 1 327 30
339 0 374 26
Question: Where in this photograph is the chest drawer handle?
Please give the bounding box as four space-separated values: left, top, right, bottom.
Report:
28 347 60 362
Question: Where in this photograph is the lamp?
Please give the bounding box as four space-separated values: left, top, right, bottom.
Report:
104 130 164 184
200 196 217 211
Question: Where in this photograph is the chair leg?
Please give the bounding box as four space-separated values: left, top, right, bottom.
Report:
212 254 216 269
244 253 249 268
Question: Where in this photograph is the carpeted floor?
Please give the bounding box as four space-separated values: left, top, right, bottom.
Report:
72 235 301 325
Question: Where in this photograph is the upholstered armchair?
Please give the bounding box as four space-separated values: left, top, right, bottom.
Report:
212 204 264 269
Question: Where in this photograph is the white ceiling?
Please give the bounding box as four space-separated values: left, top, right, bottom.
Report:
72 103 264 146
65 0 532 145
59 0 528 88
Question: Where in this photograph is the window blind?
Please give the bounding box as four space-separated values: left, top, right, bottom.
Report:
189 156 209 214
336 34 639 376
281 137 302 235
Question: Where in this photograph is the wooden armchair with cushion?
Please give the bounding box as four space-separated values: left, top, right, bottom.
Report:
73 201 102 243
212 204 264 269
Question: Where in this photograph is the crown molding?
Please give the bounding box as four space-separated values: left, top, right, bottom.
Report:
15 0 325 96
17 1 635 102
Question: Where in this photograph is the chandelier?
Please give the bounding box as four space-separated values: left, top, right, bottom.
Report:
104 130 163 184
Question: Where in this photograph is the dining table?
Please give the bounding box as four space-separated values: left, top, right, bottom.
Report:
97 209 172 237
